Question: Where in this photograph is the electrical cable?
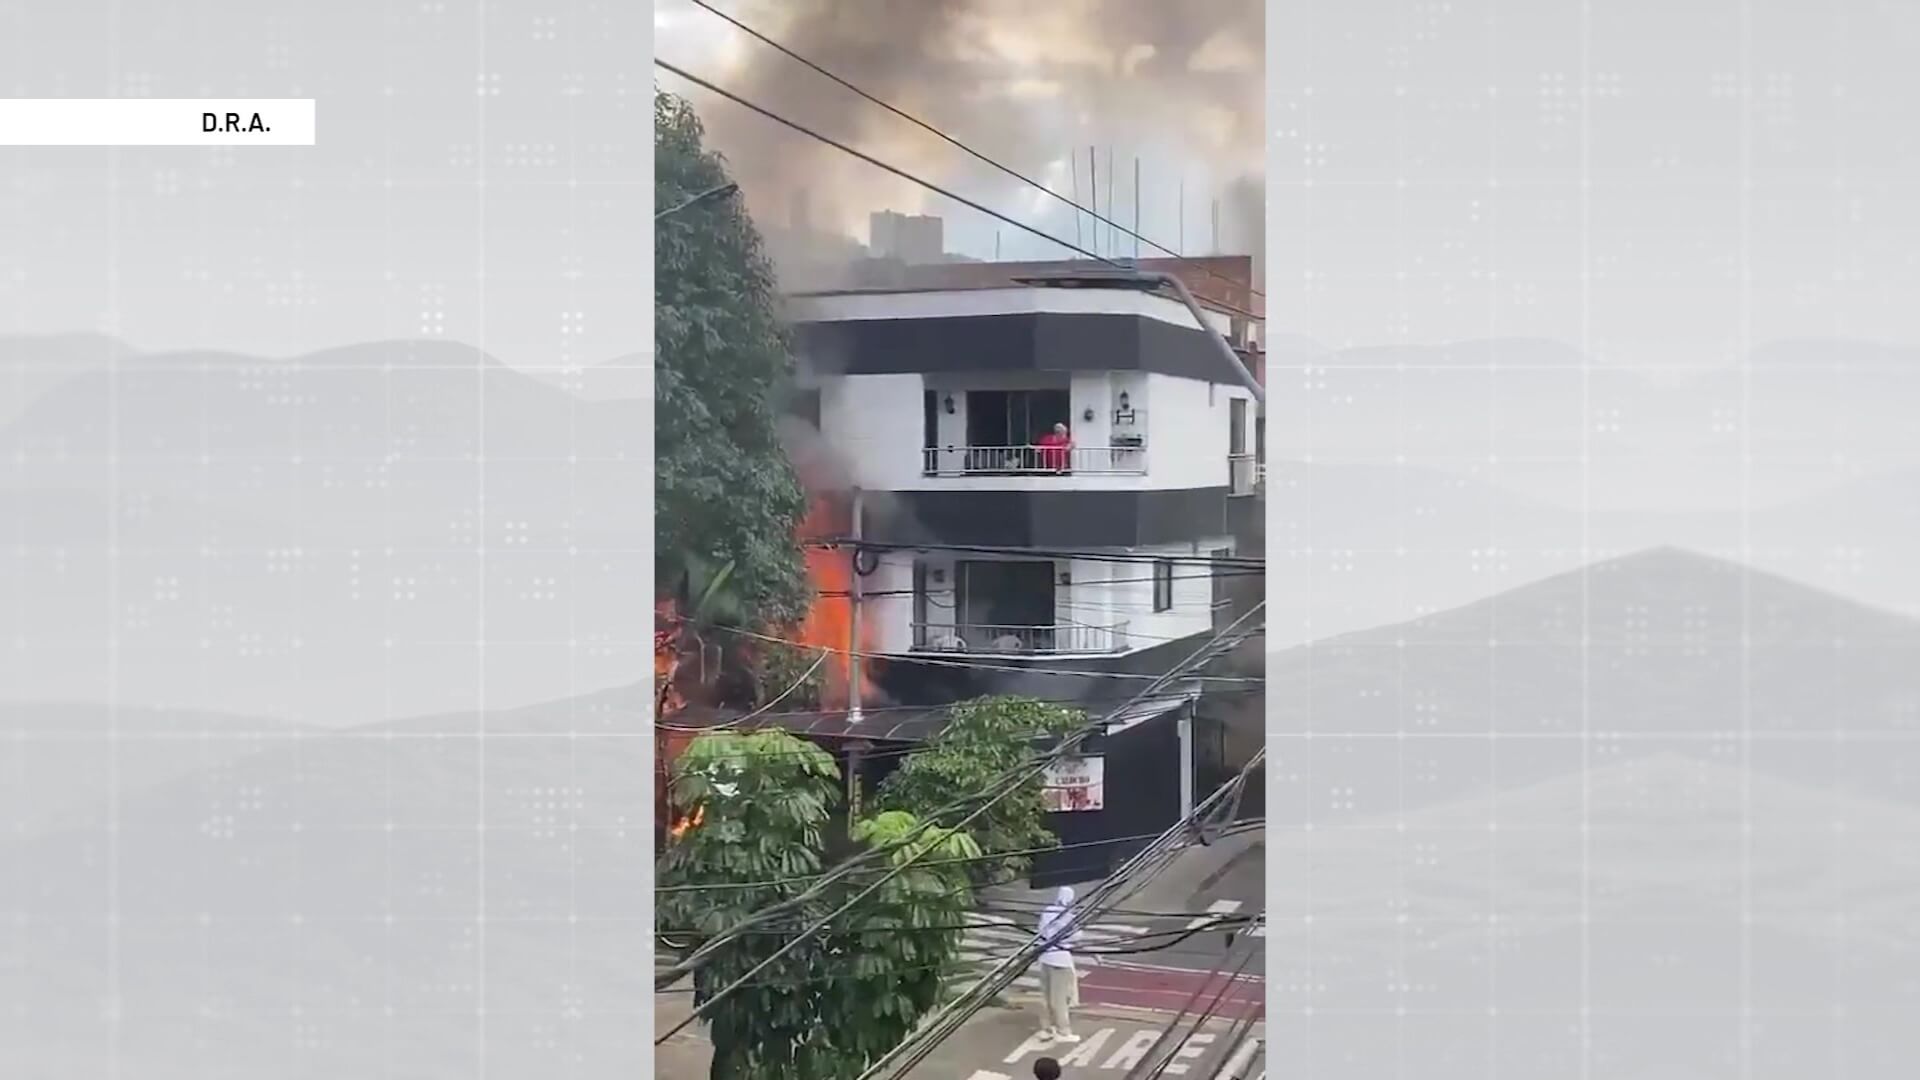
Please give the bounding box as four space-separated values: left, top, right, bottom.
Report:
866 758 1259 1079
1125 934 1264 1080
819 539 1265 570
656 913 1252 942
655 915 1254 998
706 648 828 730
653 603 1262 1030
653 59 1267 327
656 817 1265 894
666 614 1266 683
654 681 1268 739
654 617 1258 1036
856 749 1263 1079
681 0 1266 304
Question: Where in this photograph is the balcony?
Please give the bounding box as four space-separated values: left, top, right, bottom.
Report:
921 444 1148 477
910 620 1131 656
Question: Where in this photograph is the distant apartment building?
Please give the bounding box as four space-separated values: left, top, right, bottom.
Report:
868 211 945 264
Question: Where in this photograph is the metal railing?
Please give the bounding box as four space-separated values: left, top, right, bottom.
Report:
921 444 1148 477
910 621 1131 655
1228 454 1258 497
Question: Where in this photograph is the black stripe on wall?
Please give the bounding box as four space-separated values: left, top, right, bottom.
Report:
864 487 1231 549
794 312 1234 384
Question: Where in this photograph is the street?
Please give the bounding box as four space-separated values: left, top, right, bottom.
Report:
968 827 1267 1018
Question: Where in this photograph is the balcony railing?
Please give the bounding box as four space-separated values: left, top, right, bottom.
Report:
910 621 1131 656
1228 454 1258 496
922 445 1148 477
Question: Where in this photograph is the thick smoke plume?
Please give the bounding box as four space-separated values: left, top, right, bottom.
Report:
662 0 1263 268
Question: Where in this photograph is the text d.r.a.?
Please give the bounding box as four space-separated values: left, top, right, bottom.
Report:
203 112 270 133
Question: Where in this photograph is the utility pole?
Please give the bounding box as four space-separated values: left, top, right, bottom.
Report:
847 487 865 725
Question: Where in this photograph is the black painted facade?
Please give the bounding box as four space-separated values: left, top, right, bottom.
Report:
793 311 1236 383
863 486 1232 550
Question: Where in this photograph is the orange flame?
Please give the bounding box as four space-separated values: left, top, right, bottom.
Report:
669 803 704 840
793 494 877 710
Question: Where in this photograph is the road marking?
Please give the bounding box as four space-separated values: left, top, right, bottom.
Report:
1163 1032 1217 1075
1057 1029 1115 1067
965 1072 1011 1080
1103 1029 1162 1071
1187 898 1242 930
1213 1038 1263 1080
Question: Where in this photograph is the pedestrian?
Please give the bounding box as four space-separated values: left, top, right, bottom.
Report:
1035 422 1072 472
1033 1056 1063 1080
1033 885 1082 1042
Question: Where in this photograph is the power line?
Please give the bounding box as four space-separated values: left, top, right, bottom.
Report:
669 614 1266 683
839 565 1269 598
655 818 1266 894
654 603 1263 1038
652 59 1266 326
836 539 1265 570
1126 932 1265 1080
658 912 1251 941
681 0 1265 305
858 749 1265 1079
655 915 1256 998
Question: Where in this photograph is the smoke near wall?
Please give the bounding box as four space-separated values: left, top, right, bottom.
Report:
657 0 1264 265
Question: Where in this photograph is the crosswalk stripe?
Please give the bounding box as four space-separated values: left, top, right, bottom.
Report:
1187 898 1242 930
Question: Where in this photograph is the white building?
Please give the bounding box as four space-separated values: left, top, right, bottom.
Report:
786 275 1260 666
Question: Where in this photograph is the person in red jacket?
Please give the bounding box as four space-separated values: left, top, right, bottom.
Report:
1035 422 1072 473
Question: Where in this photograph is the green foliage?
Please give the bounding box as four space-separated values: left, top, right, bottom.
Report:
877 696 1086 885
658 732 977 1079
655 90 810 627
751 641 825 710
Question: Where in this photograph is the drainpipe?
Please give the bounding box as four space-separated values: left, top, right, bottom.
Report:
1140 272 1265 407
847 487 865 726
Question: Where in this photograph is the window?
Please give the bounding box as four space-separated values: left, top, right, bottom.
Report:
1152 560 1174 613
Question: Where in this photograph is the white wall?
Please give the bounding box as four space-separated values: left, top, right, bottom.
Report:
862 552 920 654
1142 375 1255 490
1063 539 1235 650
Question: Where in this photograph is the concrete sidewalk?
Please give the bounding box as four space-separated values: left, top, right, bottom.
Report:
656 994 1262 1080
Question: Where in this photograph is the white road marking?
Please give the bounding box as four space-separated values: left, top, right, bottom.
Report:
1163 1032 1217 1075
964 1072 1011 1080
1102 1029 1163 1071
1056 1029 1115 1067
1213 1038 1263 1080
1187 898 1242 930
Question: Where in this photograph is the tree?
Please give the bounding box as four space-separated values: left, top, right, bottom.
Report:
655 90 811 629
658 730 978 1080
876 696 1086 885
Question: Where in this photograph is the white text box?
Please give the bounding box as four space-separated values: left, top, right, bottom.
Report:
0 99 315 146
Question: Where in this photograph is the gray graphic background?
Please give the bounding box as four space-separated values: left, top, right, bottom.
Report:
2 1 650 1076
1271 1 1920 1077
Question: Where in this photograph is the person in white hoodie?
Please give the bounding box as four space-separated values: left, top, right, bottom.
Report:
1033 885 1084 1042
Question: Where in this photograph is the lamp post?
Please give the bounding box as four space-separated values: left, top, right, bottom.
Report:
655 181 738 221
